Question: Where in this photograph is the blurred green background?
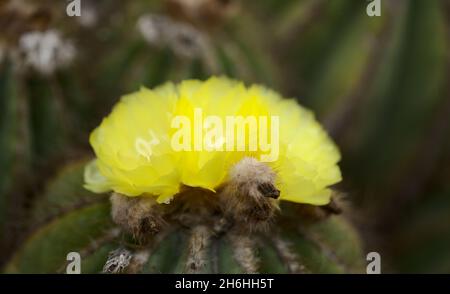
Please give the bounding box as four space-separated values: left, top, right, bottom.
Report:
0 0 449 273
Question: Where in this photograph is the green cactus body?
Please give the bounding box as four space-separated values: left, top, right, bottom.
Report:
4 161 364 274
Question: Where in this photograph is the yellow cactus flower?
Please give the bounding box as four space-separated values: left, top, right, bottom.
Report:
84 77 341 205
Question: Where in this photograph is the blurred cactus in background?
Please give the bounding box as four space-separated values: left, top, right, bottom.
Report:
0 0 450 273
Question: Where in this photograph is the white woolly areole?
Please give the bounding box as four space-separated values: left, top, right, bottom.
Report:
136 14 164 45
229 157 276 185
18 29 75 75
136 14 206 59
79 4 98 28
